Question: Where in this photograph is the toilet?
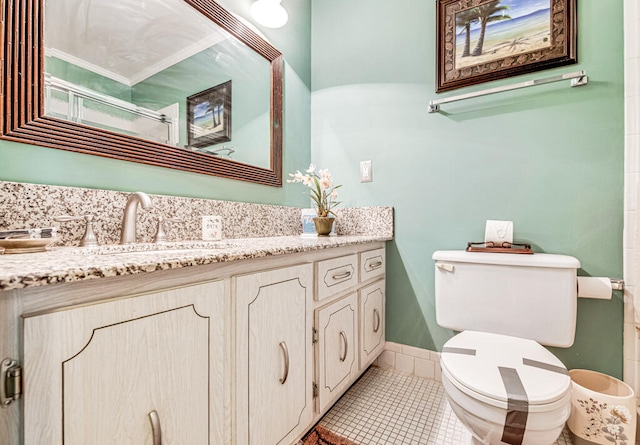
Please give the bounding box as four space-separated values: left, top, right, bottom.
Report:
432 250 581 445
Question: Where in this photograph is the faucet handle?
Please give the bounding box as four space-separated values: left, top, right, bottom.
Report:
54 214 98 246
154 217 183 243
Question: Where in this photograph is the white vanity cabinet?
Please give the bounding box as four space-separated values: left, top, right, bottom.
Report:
234 264 314 445
1 241 387 445
311 247 387 418
21 280 226 445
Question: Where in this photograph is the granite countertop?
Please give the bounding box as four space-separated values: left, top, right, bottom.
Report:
0 235 391 291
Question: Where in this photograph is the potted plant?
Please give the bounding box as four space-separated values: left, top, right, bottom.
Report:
288 164 341 236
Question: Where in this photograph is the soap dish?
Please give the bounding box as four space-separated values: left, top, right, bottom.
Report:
0 237 58 254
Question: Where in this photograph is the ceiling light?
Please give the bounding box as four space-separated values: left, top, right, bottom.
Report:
250 0 288 29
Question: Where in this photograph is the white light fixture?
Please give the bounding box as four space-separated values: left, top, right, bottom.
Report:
250 0 288 28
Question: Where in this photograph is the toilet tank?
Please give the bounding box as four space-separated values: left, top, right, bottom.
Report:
432 250 580 348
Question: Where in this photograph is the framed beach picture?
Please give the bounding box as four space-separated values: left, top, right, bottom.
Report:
436 0 577 92
187 81 232 148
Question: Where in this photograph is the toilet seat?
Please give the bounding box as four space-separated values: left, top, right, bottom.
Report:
440 330 571 413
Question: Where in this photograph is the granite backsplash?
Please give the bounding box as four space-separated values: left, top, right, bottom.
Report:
1 181 393 247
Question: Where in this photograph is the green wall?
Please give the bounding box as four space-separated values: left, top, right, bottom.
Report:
132 40 271 167
311 0 624 377
1 0 625 378
0 0 312 206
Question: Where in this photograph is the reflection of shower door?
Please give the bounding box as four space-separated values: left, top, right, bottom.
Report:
44 75 178 146
22 280 225 445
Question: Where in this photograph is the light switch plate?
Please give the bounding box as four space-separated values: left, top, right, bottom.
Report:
360 160 373 183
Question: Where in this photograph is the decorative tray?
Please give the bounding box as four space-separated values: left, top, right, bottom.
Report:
465 241 533 255
0 237 58 254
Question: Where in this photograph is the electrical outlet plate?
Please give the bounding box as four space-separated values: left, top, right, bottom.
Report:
360 160 372 183
202 215 222 240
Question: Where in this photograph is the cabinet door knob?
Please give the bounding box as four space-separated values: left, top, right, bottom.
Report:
279 341 289 384
373 309 381 333
149 410 162 445
339 331 348 362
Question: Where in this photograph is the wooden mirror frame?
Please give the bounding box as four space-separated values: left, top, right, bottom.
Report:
0 0 283 186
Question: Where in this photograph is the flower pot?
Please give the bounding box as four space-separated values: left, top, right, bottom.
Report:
312 217 335 236
568 369 636 445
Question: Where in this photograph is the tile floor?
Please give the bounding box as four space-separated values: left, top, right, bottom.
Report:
318 366 574 445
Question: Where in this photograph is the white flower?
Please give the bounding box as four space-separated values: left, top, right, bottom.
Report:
605 424 621 435
319 177 332 190
318 169 333 189
287 171 305 183
611 405 631 423
302 175 313 187
288 164 342 217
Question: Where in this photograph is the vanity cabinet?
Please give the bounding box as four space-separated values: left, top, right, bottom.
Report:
1 241 387 445
315 292 359 413
234 264 314 445
312 247 387 417
21 280 225 445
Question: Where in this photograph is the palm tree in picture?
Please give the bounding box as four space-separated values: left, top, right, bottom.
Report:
470 0 511 57
206 97 224 128
456 8 479 58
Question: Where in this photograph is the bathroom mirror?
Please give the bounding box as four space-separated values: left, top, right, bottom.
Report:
1 0 283 186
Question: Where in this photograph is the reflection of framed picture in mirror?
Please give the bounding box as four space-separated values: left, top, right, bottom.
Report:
436 0 577 93
187 81 232 148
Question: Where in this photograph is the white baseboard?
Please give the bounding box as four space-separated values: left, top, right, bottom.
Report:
374 341 441 382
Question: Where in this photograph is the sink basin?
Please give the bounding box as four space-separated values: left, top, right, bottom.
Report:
64 241 238 256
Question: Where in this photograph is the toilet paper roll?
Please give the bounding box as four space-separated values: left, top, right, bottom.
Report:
577 277 612 300
484 220 514 245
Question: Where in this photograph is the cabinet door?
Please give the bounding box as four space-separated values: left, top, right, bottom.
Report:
235 264 313 445
359 279 386 370
315 292 358 413
23 280 225 445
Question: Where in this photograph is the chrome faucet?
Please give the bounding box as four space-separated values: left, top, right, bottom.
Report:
120 192 154 244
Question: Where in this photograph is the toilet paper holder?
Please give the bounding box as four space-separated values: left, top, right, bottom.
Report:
610 279 625 291
576 277 624 300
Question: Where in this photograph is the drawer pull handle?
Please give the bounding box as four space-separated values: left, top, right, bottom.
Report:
149 410 162 445
368 261 383 270
373 309 381 333
279 341 289 384
332 271 352 280
339 331 348 362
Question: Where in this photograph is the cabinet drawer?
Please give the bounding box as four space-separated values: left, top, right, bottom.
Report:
359 248 385 282
316 254 358 301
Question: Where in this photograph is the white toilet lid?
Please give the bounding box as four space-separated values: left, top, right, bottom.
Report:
440 330 571 410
